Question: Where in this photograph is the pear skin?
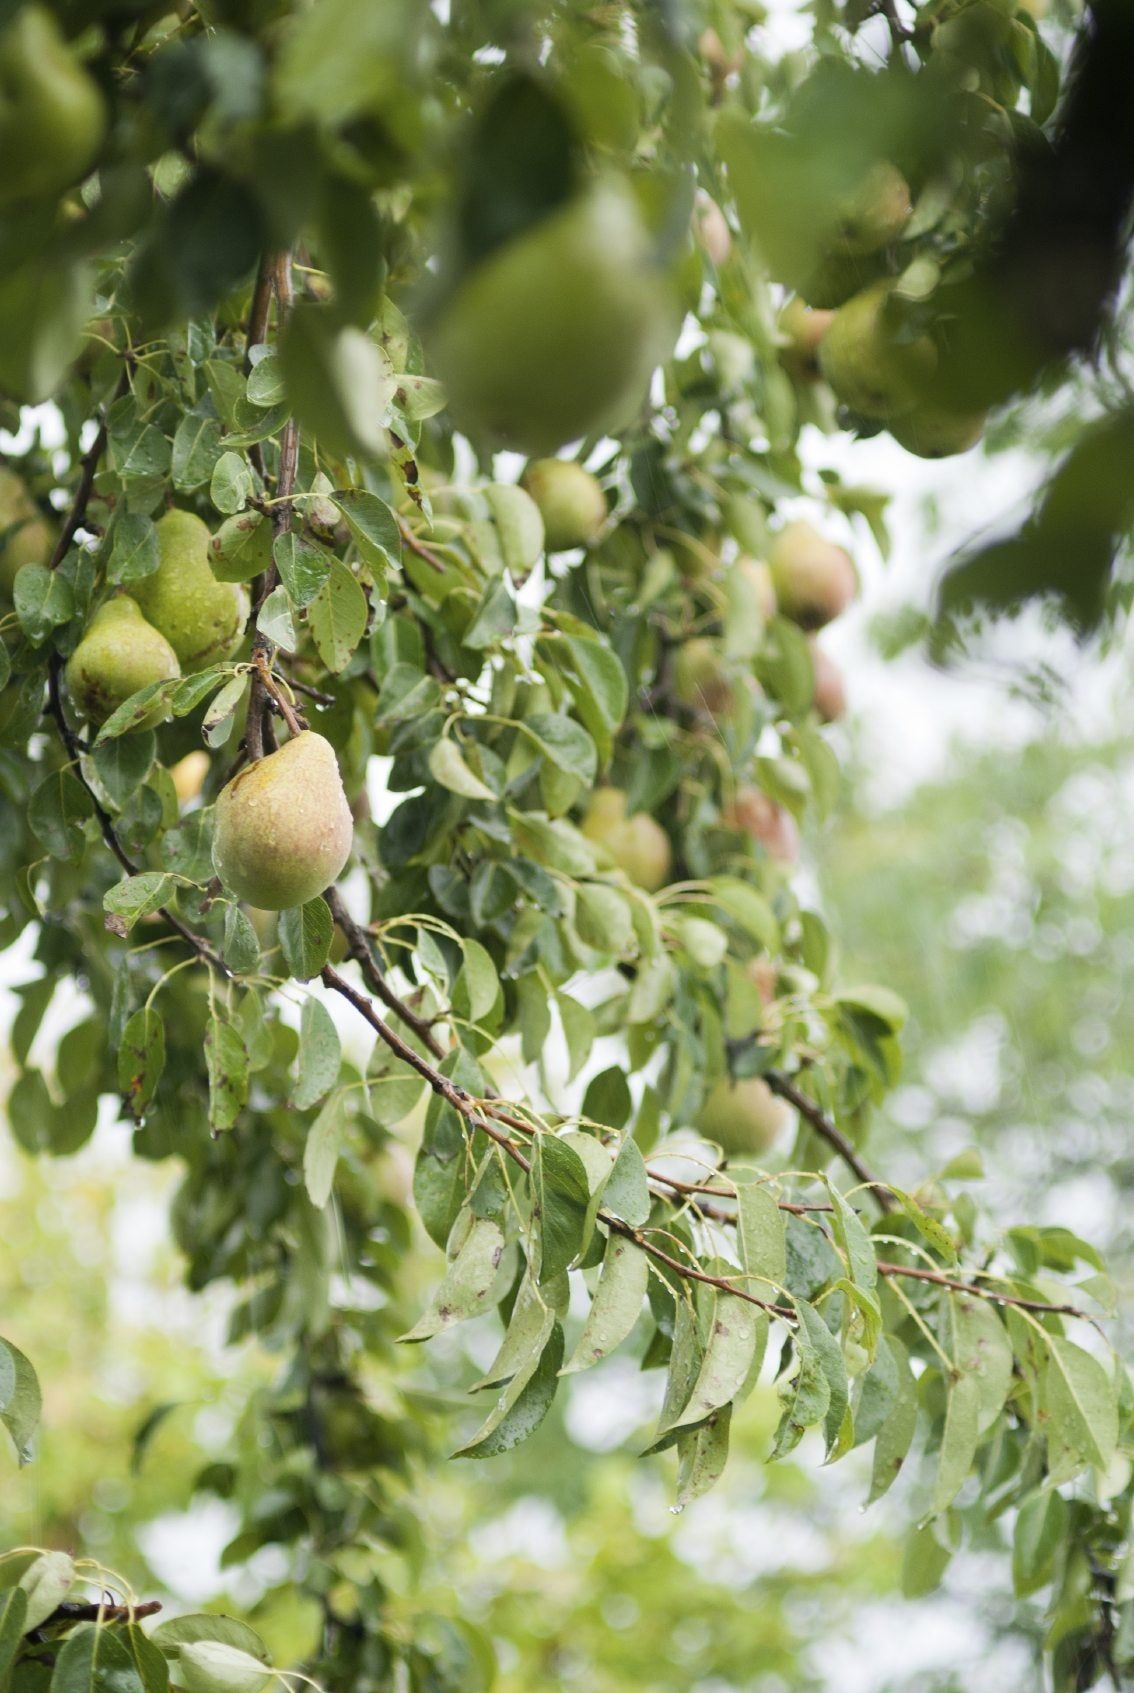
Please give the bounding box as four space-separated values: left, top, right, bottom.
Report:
581 786 672 892
889 402 987 459
830 162 912 256
132 510 248 671
768 522 857 630
0 467 54 596
819 281 936 419
521 460 607 552
0 6 106 205
697 1075 793 1158
65 596 181 726
425 183 678 454
213 731 354 909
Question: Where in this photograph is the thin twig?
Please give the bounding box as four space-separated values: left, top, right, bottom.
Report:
876 1261 1092 1322
323 888 447 1060
396 516 447 574
766 1068 896 1213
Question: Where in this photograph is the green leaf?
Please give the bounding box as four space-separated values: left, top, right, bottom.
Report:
95 679 180 742
279 898 333 980
944 1295 1013 1435
108 513 160 586
0 1337 41 1464
401 1215 508 1341
273 532 330 608
602 1135 650 1227
245 351 286 407
103 873 176 934
901 1522 953 1599
92 732 155 810
707 877 780 951
171 402 224 492
118 1007 166 1118
457 938 498 1023
205 1016 248 1132
523 713 597 785
210 512 272 583
1013 1488 1068 1598
51 1623 147 1693
293 997 341 1110
736 1181 787 1295
454 1320 564 1459
210 451 254 515
1042 1336 1118 1477
256 584 297 653
931 1369 981 1516
835 983 908 1032
533 1135 591 1284
561 1235 648 1374
0 1586 28 1680
307 558 369 672
868 1336 918 1503
429 738 497 802
20 1550 75 1630
332 490 402 569
29 767 95 860
675 1405 732 1507
304 1090 348 1208
556 634 627 767
668 1290 762 1431
14 565 73 645
280 305 396 461
222 906 260 975
149 1615 268 1660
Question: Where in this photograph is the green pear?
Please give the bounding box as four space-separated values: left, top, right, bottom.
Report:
521 460 607 552
0 467 54 596
819 282 936 419
131 510 248 670
830 162 912 255
721 786 800 865
768 522 857 630
889 401 988 459
65 596 181 727
795 249 884 311
213 731 354 910
0 6 106 205
672 637 735 720
778 298 835 379
425 183 678 454
696 1075 793 1158
581 786 671 893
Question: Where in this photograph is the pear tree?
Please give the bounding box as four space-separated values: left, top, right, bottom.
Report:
0 3 1132 1691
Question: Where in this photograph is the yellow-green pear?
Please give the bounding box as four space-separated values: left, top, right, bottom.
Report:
696 1074 793 1158
213 731 354 910
0 467 54 595
131 510 248 670
673 637 734 720
819 282 936 419
521 459 607 552
809 640 847 722
425 183 677 454
581 786 672 893
171 749 211 806
64 596 180 727
721 786 800 865
830 162 912 255
768 522 857 630
889 401 988 459
778 298 835 379
0 6 105 205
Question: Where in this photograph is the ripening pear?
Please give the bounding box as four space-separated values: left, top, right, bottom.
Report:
693 190 732 267
131 510 248 670
889 401 988 459
0 467 54 596
697 1074 793 1158
819 282 936 419
768 522 857 630
721 786 799 865
778 298 835 379
830 161 912 255
809 641 847 722
65 597 180 727
730 555 777 623
171 749 211 806
521 459 607 552
425 183 677 454
796 250 884 311
0 6 106 205
673 637 734 720
581 786 672 893
213 732 354 910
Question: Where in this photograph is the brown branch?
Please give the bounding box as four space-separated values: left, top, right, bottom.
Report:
396 516 447 574
876 1261 1093 1322
323 888 447 1060
765 1068 896 1213
43 1600 162 1627
46 371 130 571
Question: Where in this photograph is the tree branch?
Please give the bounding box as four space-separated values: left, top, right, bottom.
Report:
765 1068 896 1212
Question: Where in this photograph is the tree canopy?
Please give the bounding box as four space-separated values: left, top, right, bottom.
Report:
0 1 1131 1690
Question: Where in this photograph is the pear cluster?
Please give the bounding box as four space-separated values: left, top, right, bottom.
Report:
773 162 988 459
64 510 248 729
